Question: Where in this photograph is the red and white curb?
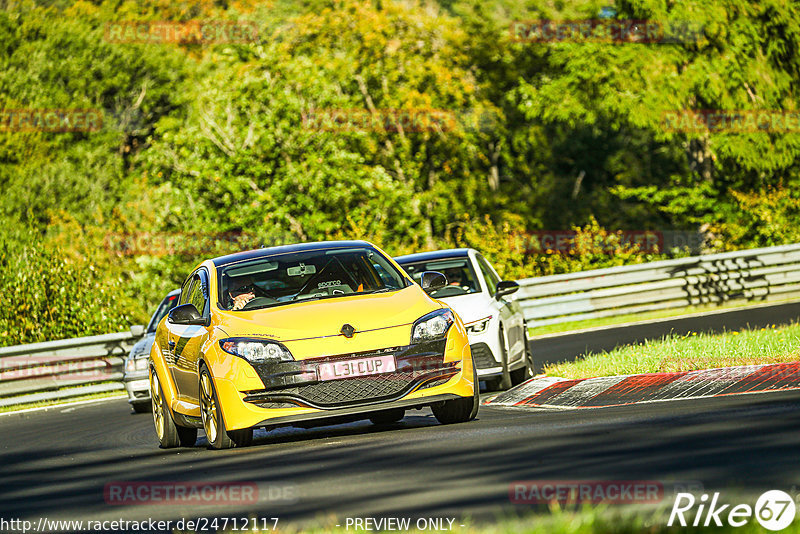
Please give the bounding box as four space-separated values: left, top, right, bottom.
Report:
484 362 800 409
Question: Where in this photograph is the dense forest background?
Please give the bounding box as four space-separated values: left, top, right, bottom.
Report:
1 0 799 344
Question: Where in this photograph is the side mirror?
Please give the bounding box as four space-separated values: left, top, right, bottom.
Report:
495 280 520 300
129 324 145 337
168 303 207 326
420 271 447 294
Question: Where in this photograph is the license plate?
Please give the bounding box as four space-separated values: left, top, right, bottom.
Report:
317 355 396 381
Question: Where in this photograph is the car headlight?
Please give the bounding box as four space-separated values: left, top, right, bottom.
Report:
219 338 294 363
465 315 492 334
126 357 149 373
411 309 454 343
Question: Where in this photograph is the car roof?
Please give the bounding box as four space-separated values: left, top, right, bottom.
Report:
211 240 376 267
394 248 473 264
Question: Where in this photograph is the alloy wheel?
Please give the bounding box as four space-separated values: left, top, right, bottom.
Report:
200 372 218 443
150 370 164 440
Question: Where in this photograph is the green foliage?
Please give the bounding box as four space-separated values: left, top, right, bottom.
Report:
450 215 667 280
711 186 800 249
0 226 133 345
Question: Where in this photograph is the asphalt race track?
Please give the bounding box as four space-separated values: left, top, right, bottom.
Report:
2 390 800 530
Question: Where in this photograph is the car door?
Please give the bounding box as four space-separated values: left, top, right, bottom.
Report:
165 269 211 403
475 254 526 362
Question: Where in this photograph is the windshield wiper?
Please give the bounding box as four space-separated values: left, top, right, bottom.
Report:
291 294 343 303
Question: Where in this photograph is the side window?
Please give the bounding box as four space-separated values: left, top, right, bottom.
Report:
179 276 195 306
476 255 500 295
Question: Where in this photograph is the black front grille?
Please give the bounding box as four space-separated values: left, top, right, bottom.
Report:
471 343 498 369
291 373 419 405
243 339 457 408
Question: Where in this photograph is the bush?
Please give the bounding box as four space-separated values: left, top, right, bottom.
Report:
0 227 133 346
450 215 672 280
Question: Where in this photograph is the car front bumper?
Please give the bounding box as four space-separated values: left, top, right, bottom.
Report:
123 371 151 404
207 329 475 431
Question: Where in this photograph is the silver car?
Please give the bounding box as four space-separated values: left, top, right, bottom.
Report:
123 289 180 412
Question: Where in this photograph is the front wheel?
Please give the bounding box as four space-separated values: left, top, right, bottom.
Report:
150 368 197 448
200 366 253 450
432 359 479 425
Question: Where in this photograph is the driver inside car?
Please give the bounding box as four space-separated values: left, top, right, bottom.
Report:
445 268 464 287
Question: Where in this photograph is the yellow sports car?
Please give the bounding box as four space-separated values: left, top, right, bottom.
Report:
149 240 478 449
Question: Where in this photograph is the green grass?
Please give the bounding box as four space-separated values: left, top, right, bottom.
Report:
527 299 795 337
544 322 800 379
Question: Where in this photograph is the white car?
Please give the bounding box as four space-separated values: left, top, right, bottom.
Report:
395 249 533 390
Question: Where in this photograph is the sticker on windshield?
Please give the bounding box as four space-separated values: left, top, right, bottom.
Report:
318 280 342 288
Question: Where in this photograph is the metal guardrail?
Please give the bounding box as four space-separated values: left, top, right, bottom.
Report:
517 243 800 327
0 331 140 408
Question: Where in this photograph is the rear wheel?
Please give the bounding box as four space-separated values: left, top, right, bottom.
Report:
200 366 252 449
432 358 479 424
369 408 405 425
150 369 197 448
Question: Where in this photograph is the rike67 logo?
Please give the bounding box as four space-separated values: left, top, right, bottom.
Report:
669 490 796 530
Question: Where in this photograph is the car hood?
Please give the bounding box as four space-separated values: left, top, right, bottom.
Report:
215 285 439 342
433 292 493 324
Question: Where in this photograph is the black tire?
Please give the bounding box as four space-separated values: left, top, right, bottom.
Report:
150 368 197 448
200 366 253 449
432 358 479 425
510 335 534 386
497 327 512 390
369 408 405 425
132 401 151 414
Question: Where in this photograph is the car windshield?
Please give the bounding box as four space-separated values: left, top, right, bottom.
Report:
398 258 480 298
146 293 181 333
217 247 410 311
